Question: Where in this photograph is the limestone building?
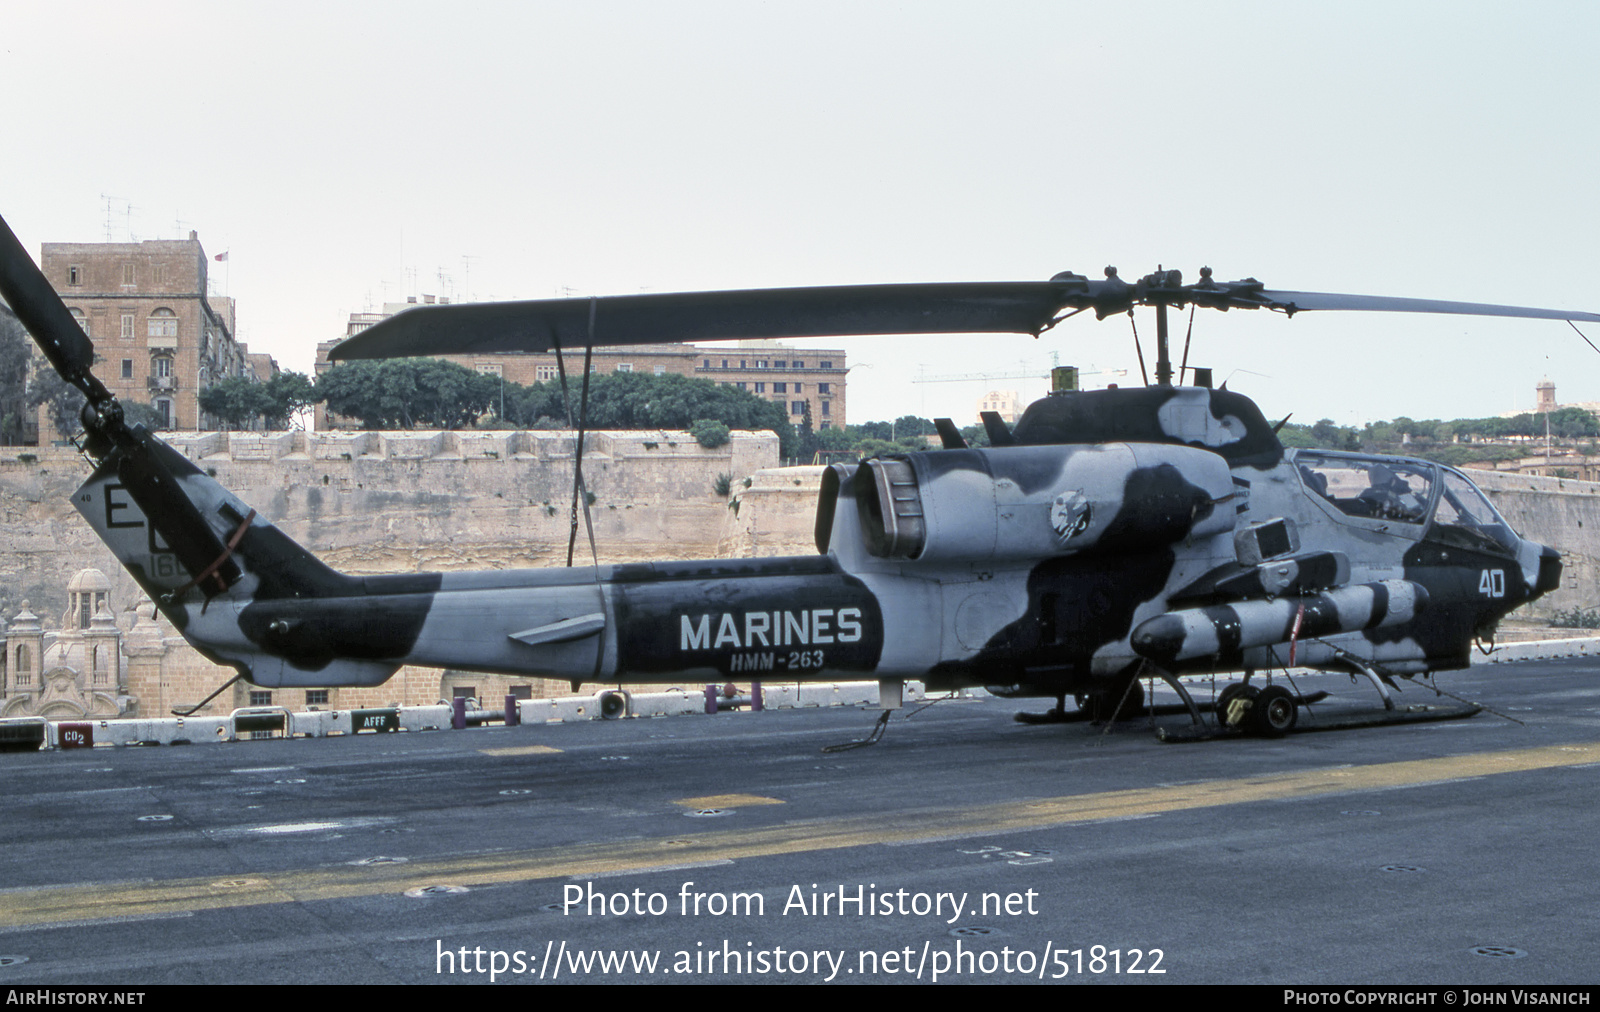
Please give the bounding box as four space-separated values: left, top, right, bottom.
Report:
978 390 1023 425
1 570 134 719
1499 378 1600 421
1538 377 1557 413
40 234 255 434
317 301 848 432
695 339 847 430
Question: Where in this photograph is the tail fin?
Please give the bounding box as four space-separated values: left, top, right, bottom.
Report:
75 437 408 688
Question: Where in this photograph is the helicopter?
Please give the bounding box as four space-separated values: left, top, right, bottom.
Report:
0 208 1586 739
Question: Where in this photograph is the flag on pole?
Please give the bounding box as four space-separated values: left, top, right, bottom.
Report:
214 251 229 262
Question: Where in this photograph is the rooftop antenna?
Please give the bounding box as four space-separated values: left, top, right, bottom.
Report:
461 254 479 303
100 195 128 241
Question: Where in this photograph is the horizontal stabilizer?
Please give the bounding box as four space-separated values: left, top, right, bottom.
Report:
510 613 607 646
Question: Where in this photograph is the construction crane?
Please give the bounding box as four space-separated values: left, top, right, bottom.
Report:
911 360 1127 386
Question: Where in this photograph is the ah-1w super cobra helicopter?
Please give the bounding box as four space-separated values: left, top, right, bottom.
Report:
0 208 1585 739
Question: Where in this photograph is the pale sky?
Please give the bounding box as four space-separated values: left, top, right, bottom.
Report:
3 2 1597 430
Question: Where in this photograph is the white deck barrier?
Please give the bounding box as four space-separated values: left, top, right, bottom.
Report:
1470 636 1600 664
0 680 932 751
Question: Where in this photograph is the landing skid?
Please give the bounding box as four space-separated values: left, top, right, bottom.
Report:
1012 689 1331 726
1157 702 1482 743
1011 663 1483 742
1014 701 1240 725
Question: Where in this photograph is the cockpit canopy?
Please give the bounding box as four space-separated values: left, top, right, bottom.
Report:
1294 450 1519 554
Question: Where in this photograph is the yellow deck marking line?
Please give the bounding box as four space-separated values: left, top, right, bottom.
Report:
5 741 1593 929
673 794 785 808
479 745 563 756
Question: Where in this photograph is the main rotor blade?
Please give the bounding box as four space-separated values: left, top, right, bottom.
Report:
330 282 1078 359
332 272 1600 362
0 213 109 401
1258 289 1600 324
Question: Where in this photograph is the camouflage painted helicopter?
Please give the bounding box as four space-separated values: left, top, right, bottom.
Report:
0 209 1586 737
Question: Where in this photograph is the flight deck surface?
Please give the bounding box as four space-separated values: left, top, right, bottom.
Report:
2 659 1598 986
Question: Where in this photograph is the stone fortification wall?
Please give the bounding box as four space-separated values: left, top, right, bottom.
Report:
717 465 829 558
1473 469 1600 616
0 428 776 626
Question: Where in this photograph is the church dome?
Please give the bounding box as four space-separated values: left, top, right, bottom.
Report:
67 569 111 594
64 569 112 631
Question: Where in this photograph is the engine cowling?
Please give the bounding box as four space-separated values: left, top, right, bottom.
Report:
849 443 1236 565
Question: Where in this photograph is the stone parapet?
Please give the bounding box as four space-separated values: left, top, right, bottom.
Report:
309 431 372 459
718 465 829 558
1471 469 1600 497
101 428 778 467
224 432 298 460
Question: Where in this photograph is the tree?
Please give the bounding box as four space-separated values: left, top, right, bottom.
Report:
1276 424 1317 449
1308 418 1358 451
1549 407 1600 439
690 418 730 448
317 364 802 454
26 358 84 443
199 376 273 430
318 359 499 429
1364 421 1399 447
406 359 502 429
199 372 318 430
317 361 398 428
261 372 318 429
891 415 936 439
959 423 991 448
527 372 797 456
502 381 568 429
854 437 901 457
0 308 32 445
121 400 170 431
796 401 817 462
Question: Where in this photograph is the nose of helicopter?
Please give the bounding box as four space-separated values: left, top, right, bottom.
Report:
1534 543 1563 599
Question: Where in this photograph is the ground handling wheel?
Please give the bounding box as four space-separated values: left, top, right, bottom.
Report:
1247 684 1298 738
